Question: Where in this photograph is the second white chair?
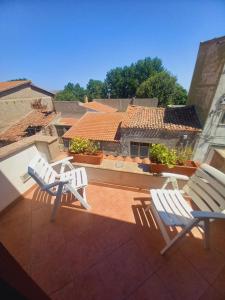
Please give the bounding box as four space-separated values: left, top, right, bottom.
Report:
28 154 90 221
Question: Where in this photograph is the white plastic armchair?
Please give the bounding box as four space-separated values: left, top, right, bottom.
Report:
147 164 225 255
28 154 90 221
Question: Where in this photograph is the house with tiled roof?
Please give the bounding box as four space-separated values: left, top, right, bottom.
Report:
62 105 201 157
63 112 124 153
0 110 58 147
0 80 55 132
120 105 201 156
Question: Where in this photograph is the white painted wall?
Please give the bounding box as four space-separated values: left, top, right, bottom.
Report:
0 145 38 211
194 63 225 161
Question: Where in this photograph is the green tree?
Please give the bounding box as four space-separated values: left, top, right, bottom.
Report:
136 71 187 106
56 82 86 101
104 57 164 98
9 78 28 81
171 84 187 105
86 79 105 100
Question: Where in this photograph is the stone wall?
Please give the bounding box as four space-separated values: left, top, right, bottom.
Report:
193 60 225 161
188 36 225 126
0 84 54 132
53 100 88 118
100 141 121 155
120 129 199 156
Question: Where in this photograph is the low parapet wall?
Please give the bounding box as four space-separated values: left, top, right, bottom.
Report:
74 162 187 191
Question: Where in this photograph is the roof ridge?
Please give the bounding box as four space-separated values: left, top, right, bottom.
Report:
0 80 31 93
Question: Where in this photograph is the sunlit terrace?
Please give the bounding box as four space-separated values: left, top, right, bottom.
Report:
1 136 225 300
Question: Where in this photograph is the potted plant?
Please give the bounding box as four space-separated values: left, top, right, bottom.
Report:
149 144 198 176
69 137 103 165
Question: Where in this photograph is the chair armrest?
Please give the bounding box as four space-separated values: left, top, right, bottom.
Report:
191 211 225 220
42 180 68 191
161 172 189 181
50 156 73 167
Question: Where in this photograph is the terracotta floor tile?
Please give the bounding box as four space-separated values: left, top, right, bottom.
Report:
180 238 225 284
30 247 72 295
73 266 106 300
50 282 76 300
31 223 65 265
199 286 225 300
128 273 173 300
65 233 102 276
1 183 225 299
157 251 209 300
97 239 154 299
212 265 225 297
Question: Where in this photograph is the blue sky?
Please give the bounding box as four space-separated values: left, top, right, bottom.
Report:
0 0 224 91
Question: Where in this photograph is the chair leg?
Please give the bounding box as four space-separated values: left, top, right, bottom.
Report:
74 188 90 209
160 219 200 255
50 184 63 222
67 184 90 209
203 219 210 249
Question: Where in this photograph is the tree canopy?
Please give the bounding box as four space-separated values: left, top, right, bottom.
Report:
86 79 105 100
55 82 86 101
9 78 28 81
136 72 187 106
55 57 187 106
105 57 164 98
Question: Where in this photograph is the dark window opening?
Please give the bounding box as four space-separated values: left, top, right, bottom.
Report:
130 142 150 158
25 125 42 136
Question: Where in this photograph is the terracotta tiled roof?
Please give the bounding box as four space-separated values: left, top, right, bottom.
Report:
63 112 124 142
0 80 31 93
122 105 201 132
57 117 78 126
82 101 118 113
0 110 57 144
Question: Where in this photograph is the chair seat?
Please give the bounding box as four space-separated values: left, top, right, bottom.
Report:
59 167 88 189
151 189 194 227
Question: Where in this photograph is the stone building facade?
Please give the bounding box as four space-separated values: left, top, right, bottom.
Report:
188 36 225 162
0 80 55 132
120 105 201 157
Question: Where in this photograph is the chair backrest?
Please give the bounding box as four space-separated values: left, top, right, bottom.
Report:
28 154 57 189
184 164 225 213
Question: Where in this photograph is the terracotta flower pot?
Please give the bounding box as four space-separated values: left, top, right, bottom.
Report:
150 160 198 176
70 152 103 165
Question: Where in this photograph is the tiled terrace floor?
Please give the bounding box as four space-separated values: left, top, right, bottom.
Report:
1 183 225 300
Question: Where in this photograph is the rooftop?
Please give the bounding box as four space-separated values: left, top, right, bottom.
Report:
55 117 78 127
122 105 202 132
0 80 31 93
82 101 118 113
63 112 124 142
0 110 57 146
1 183 225 299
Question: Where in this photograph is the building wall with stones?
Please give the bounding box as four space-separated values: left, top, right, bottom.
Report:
188 36 225 162
120 128 199 156
53 101 88 119
188 36 225 126
100 141 121 155
0 84 54 132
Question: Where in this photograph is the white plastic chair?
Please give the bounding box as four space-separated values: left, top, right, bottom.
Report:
28 154 90 221
147 164 225 255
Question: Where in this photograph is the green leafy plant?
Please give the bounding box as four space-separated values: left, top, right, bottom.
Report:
149 144 177 168
176 147 193 165
69 137 99 155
